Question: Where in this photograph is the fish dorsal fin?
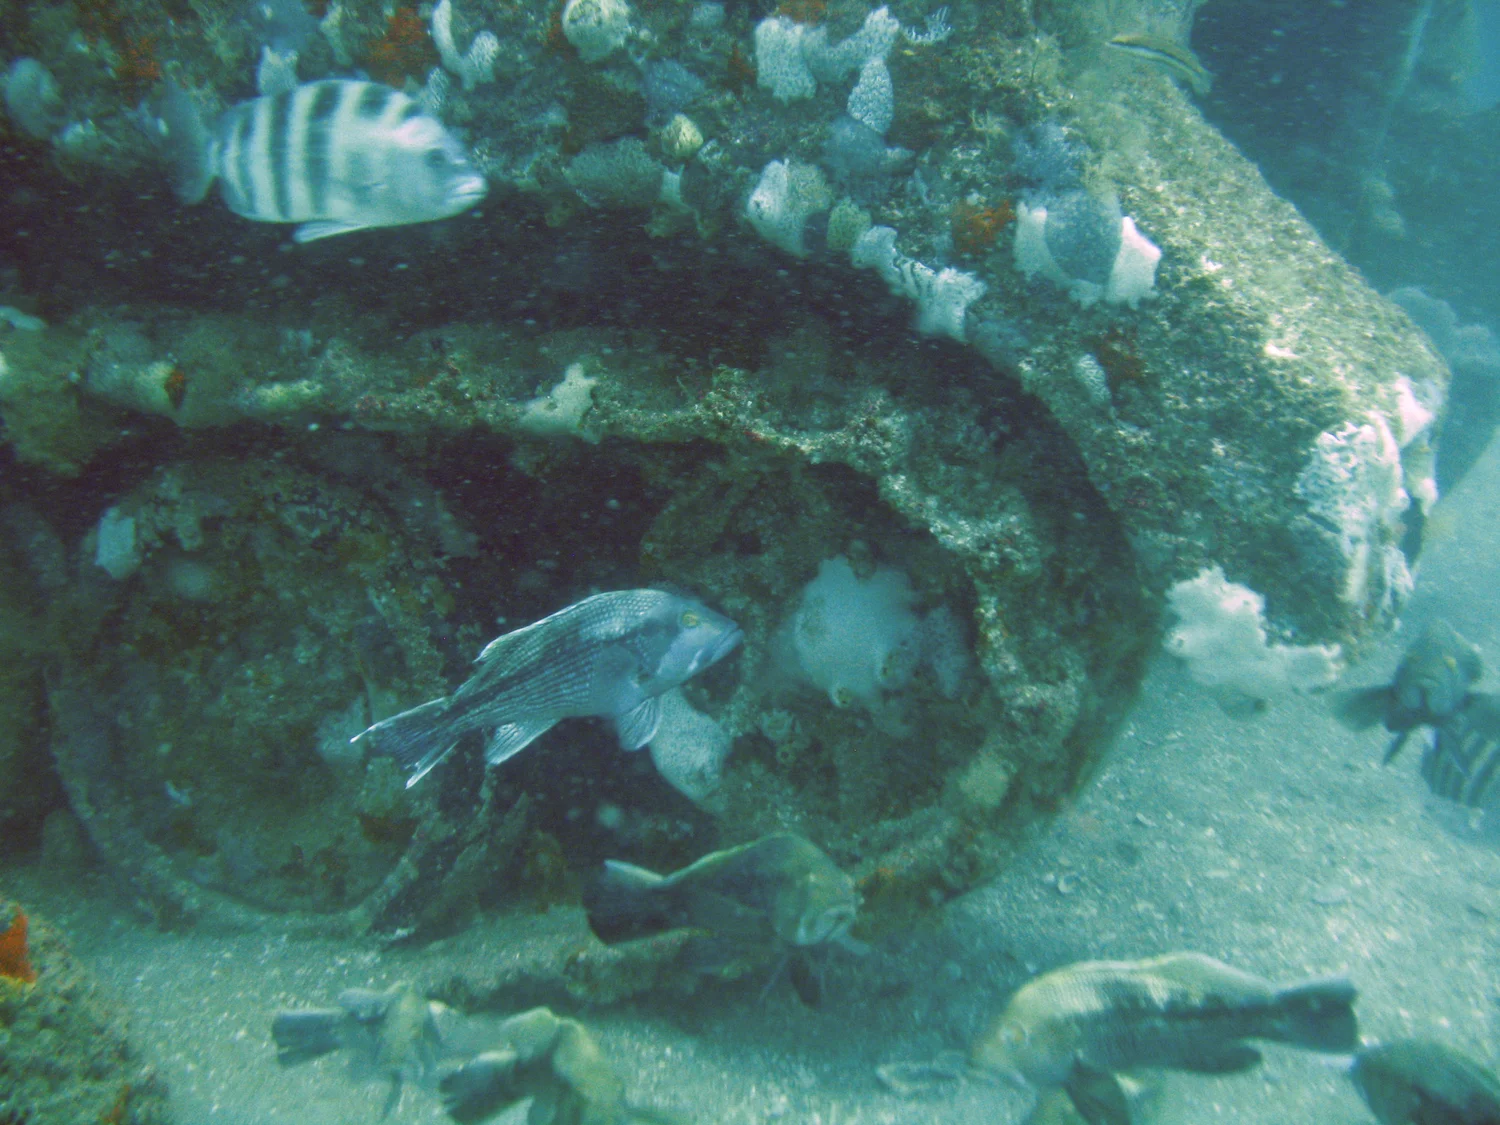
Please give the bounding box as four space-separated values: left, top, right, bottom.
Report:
484 719 556 766
294 219 370 243
616 696 661 750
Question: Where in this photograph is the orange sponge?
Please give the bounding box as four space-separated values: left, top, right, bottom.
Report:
0 904 37 983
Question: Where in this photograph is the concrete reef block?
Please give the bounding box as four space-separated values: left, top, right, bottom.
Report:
1014 79 1449 643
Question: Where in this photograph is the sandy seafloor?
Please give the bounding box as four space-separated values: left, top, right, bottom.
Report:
7 435 1500 1125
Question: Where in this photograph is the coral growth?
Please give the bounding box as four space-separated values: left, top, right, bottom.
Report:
0 903 36 983
0 900 169 1119
361 7 438 88
775 0 826 24
114 35 163 95
951 198 1015 258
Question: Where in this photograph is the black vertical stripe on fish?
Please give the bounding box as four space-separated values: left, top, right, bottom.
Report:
358 83 394 119
303 82 340 217
398 101 424 123
1420 694 1500 809
268 89 294 222
1467 727 1500 806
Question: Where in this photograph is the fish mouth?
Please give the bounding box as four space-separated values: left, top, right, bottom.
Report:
797 905 856 946
705 624 744 667
450 175 488 206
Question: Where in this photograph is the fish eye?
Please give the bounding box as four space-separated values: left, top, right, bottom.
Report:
680 611 700 628
423 148 448 169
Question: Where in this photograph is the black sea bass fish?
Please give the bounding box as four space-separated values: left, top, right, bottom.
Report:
1351 1038 1500 1125
354 590 742 787
583 833 861 951
157 79 487 242
970 952 1358 1125
272 983 468 1116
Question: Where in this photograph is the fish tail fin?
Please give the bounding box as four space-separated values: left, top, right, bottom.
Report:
582 860 671 943
353 697 460 786
271 1008 350 1065
1331 686 1391 732
440 1050 520 1124
1270 977 1358 1052
155 80 215 204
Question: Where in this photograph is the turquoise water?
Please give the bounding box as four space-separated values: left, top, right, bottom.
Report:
2 1 1499 1121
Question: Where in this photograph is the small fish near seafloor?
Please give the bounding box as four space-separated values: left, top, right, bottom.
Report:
1333 619 1483 764
353 590 742 788
1351 1038 1500 1125
156 79 487 243
272 982 469 1116
969 952 1358 1125
582 833 861 953
438 1006 689 1124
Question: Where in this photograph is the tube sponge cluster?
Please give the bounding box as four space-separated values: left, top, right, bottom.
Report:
753 6 900 103
432 0 500 88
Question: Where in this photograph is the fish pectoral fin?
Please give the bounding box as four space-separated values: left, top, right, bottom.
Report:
616 696 662 751
484 719 556 766
379 1074 402 1119
787 950 824 1008
1064 1058 1133 1125
678 890 772 943
294 219 370 242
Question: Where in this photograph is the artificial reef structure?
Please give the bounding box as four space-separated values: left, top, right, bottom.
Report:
0 0 1450 981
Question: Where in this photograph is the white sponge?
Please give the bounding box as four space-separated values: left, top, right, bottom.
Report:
649 689 731 805
850 225 986 341
1014 204 1160 308
1165 566 1341 699
791 556 920 708
746 159 832 257
560 0 631 63
432 0 501 88
518 363 599 441
754 16 817 102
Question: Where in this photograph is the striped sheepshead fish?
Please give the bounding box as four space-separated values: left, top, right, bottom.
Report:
158 79 486 243
1420 692 1500 811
